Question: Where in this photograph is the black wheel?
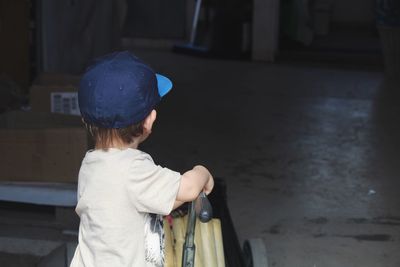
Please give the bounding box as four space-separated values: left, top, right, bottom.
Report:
242 238 268 267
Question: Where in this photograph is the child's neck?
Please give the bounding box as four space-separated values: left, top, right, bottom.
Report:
95 137 142 150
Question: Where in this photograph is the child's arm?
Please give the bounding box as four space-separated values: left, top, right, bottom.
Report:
173 165 214 209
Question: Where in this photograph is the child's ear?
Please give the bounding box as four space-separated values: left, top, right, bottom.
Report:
143 110 157 133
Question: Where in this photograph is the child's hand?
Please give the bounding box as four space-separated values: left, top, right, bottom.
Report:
193 165 214 195
177 165 214 204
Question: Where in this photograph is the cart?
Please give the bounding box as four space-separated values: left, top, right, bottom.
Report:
178 178 268 267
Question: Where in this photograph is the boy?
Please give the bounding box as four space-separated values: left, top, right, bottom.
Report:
70 51 214 267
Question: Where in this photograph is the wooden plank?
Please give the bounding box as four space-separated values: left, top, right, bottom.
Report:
0 0 30 90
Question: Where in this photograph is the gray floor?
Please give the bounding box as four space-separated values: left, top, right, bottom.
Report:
134 49 400 267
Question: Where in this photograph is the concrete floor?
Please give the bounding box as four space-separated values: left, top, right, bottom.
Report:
134 49 400 267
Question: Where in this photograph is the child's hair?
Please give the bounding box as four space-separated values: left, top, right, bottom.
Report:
85 121 144 149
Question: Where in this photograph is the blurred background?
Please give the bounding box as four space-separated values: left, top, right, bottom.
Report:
0 0 399 266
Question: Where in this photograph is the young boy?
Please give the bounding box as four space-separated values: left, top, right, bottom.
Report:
70 51 214 267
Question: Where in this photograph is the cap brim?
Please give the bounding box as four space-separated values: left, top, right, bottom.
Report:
156 73 173 97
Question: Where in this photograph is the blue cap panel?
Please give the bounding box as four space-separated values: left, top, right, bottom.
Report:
156 74 173 97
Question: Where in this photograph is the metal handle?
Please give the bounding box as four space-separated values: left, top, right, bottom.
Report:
195 192 213 223
182 192 213 266
182 201 196 267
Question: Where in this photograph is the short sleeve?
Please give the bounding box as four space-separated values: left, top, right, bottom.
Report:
127 152 181 215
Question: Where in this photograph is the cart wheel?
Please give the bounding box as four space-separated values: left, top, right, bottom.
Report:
242 238 268 267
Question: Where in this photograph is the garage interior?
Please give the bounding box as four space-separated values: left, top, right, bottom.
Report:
0 0 399 266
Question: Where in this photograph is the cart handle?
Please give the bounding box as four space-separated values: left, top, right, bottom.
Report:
195 192 213 223
182 192 213 266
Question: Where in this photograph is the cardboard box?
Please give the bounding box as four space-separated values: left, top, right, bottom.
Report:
30 73 80 116
30 85 80 115
0 111 90 183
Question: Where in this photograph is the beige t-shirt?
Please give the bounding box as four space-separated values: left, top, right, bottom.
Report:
70 148 181 267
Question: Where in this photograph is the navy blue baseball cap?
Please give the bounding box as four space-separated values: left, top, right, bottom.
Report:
78 51 173 128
